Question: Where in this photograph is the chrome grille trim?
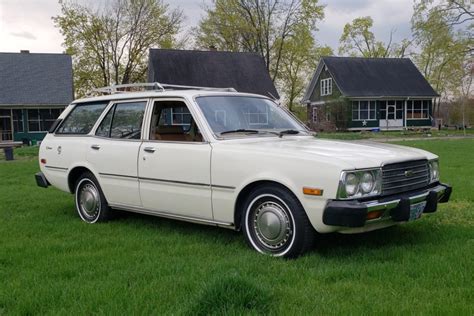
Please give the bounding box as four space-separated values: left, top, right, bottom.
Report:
381 160 430 196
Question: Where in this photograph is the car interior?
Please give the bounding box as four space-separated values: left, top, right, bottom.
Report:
150 101 203 142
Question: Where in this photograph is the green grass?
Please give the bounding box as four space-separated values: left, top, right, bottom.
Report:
317 128 474 140
1 140 473 314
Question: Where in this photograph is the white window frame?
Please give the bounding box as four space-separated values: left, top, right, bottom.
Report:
244 109 269 126
352 101 377 121
170 107 192 126
12 109 24 133
214 110 227 127
28 109 61 132
320 78 333 96
407 100 430 120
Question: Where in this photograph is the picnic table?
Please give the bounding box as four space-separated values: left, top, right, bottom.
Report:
0 141 23 161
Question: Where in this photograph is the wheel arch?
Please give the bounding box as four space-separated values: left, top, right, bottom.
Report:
67 166 97 193
233 180 302 231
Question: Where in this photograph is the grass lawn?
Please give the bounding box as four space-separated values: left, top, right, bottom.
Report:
1 140 473 314
317 128 474 140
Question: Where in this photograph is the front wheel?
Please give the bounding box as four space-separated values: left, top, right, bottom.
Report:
242 185 315 258
74 172 111 223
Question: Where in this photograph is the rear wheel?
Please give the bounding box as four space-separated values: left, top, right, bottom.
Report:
74 172 111 223
241 185 314 258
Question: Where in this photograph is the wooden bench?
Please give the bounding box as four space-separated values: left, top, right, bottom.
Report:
0 141 23 161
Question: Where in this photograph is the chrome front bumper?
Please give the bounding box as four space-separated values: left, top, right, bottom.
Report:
323 183 452 228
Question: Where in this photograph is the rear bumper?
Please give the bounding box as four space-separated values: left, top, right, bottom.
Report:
323 183 452 228
35 172 50 188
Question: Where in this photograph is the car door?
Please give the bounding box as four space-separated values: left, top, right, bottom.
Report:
138 98 213 220
86 99 148 207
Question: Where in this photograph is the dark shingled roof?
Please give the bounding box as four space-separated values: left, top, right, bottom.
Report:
305 57 438 100
148 49 279 99
0 52 73 106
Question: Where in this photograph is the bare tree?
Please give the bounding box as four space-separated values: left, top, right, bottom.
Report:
54 0 183 96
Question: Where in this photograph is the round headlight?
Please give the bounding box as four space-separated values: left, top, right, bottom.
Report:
431 161 439 181
345 173 359 196
360 171 375 193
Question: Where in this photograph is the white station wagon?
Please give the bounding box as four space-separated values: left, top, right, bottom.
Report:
36 83 452 258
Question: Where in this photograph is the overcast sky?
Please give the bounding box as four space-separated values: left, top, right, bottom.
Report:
0 0 414 54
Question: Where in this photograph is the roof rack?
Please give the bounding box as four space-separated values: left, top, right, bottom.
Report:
89 82 237 96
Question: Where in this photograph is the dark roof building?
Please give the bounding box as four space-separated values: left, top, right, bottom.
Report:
0 51 73 142
148 49 279 99
0 52 73 105
303 56 438 131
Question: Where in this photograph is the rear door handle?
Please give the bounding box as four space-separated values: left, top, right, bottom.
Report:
144 147 156 153
91 145 101 150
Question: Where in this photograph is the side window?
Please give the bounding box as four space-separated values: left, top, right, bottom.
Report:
96 101 146 139
57 102 108 134
150 101 202 142
96 106 114 138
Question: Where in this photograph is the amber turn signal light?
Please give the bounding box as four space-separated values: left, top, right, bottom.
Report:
303 187 323 196
366 210 383 220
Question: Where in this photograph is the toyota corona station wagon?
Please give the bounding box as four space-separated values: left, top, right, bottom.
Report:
35 83 452 258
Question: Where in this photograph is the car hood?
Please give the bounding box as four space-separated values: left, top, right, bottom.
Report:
219 136 437 169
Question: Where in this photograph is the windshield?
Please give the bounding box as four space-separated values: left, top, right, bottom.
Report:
195 96 308 137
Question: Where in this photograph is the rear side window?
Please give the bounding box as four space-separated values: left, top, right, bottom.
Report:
56 102 109 134
96 101 146 139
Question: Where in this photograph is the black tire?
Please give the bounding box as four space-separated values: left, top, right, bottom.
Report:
241 184 315 258
74 171 111 223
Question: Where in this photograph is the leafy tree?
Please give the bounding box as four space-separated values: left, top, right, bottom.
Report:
411 0 472 116
195 0 325 82
53 0 183 97
338 16 411 58
278 26 333 111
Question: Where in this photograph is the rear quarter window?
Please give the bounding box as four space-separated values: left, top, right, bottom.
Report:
56 102 109 135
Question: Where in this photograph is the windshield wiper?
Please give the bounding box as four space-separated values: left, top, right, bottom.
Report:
278 129 300 137
220 129 260 135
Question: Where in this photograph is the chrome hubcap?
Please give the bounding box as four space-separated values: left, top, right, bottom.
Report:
253 201 292 249
79 183 100 218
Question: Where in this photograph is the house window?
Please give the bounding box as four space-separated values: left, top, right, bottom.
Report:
171 107 192 126
28 109 63 132
244 106 269 125
352 101 376 120
312 107 318 123
320 78 332 96
407 100 430 119
12 110 24 132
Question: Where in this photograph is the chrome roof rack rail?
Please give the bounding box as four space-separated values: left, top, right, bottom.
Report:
89 82 237 96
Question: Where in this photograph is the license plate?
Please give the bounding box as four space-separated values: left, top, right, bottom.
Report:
409 201 427 221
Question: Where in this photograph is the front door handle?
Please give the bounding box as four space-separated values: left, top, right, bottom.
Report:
91 144 101 150
144 147 156 153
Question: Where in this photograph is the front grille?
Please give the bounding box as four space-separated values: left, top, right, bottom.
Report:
382 160 430 196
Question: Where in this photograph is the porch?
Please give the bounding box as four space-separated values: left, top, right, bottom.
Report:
348 99 433 131
0 108 64 143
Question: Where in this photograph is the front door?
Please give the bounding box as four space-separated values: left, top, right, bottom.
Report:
380 101 403 129
0 110 13 141
138 99 213 220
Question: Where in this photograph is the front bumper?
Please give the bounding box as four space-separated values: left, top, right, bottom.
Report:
323 183 452 228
